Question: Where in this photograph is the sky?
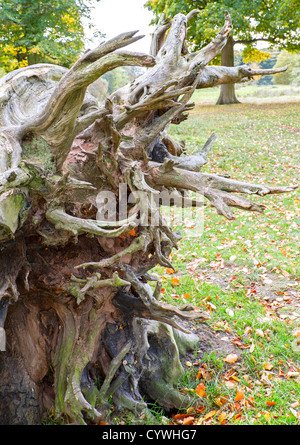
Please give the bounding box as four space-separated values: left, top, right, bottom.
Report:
87 0 156 53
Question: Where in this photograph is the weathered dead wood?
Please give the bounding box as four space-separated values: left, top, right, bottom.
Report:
0 10 297 425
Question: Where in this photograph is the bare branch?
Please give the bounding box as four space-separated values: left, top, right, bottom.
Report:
187 11 233 71
196 64 288 89
146 162 298 218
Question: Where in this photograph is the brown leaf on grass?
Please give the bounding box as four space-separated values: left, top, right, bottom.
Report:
182 416 194 425
223 353 238 364
203 410 216 421
218 411 227 424
235 389 244 402
214 396 228 407
195 382 206 397
233 337 250 349
263 362 273 371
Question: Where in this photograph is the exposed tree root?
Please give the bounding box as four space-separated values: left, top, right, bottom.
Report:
0 9 296 424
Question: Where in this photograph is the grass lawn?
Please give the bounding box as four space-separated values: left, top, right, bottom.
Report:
150 84 300 425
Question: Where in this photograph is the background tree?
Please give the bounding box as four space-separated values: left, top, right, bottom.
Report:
273 50 300 85
145 0 300 104
0 0 101 71
0 10 295 425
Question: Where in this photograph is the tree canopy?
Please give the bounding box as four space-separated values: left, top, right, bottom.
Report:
145 0 300 57
0 0 101 71
274 50 300 85
145 0 300 103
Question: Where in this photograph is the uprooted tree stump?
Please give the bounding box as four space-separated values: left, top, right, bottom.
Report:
0 11 296 424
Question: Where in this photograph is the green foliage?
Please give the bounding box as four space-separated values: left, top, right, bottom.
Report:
145 0 300 55
273 50 300 85
103 66 144 94
0 0 101 71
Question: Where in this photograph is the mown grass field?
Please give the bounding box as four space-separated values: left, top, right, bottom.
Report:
150 84 300 425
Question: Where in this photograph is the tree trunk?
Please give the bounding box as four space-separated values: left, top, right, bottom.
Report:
0 11 292 425
216 35 240 105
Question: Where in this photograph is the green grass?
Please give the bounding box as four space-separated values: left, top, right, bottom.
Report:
151 86 300 425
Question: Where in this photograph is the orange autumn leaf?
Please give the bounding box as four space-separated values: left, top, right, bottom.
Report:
170 277 180 285
183 293 191 299
235 389 244 402
165 268 175 274
172 413 186 420
203 410 216 421
263 362 273 371
195 383 206 398
233 412 242 421
182 416 194 425
128 229 138 237
214 396 228 407
266 401 277 406
218 411 227 424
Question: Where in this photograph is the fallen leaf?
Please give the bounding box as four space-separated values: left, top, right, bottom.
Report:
263 362 273 371
183 292 191 299
233 337 250 349
223 353 238 364
233 412 242 421
173 413 186 420
128 229 138 237
203 410 216 421
291 402 300 408
266 401 276 406
195 383 206 398
170 277 180 285
182 416 194 425
286 371 300 378
214 396 228 407
255 329 264 338
218 411 227 424
235 390 244 402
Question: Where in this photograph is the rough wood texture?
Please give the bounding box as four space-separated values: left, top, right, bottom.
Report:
0 11 296 424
